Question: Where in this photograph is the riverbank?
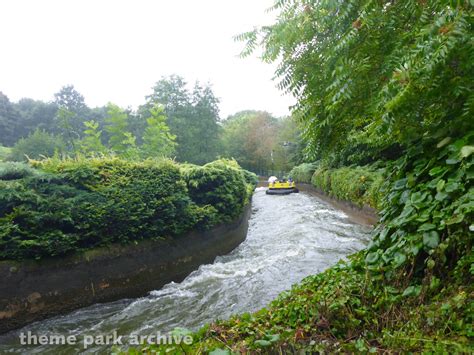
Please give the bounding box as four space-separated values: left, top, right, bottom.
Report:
0 203 252 334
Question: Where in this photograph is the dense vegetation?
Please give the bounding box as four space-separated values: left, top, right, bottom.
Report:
128 0 473 353
220 110 301 174
0 158 256 260
290 163 384 209
1 83 300 173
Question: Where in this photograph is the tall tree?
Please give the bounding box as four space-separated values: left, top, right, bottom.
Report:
189 82 221 164
143 75 220 164
221 111 280 173
80 120 107 155
0 92 19 146
237 0 474 164
104 103 138 158
13 98 57 140
141 105 176 158
54 85 89 144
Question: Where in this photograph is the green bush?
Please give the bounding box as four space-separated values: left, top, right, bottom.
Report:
311 166 384 209
289 162 318 183
183 159 252 223
9 129 66 162
0 157 254 260
0 146 11 162
0 162 38 180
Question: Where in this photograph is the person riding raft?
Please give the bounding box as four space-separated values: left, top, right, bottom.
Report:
266 176 299 195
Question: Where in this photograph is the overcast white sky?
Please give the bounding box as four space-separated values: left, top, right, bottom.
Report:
0 0 295 118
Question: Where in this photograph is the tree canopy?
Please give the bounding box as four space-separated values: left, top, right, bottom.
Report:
238 0 474 165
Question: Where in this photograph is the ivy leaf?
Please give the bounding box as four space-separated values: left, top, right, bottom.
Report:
429 166 447 176
436 179 445 192
266 334 280 342
446 157 460 165
365 252 380 264
254 340 272 347
444 181 460 193
446 214 464 225
423 231 440 249
460 145 474 159
418 223 436 232
393 252 407 267
402 285 421 297
393 178 408 190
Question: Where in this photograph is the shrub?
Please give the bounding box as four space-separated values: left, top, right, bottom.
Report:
0 157 254 260
311 166 384 209
289 162 318 183
0 162 38 180
0 146 11 162
183 159 251 223
8 129 66 162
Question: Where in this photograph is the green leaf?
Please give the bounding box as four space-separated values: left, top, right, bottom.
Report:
444 181 460 193
365 252 379 264
410 244 421 256
265 334 280 343
393 252 407 267
418 223 436 232
209 349 231 355
402 285 421 297
436 179 445 192
437 137 451 148
254 339 272 347
429 166 447 176
393 178 408 190
446 214 464 225
423 231 440 249
460 145 474 159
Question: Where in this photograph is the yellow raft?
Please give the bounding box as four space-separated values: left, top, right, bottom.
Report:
266 180 299 195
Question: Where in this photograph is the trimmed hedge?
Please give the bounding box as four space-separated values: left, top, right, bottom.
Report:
0 158 256 260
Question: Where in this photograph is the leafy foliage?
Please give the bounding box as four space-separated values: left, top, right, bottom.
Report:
183 159 252 223
238 0 474 164
128 252 473 354
220 111 301 174
365 134 474 281
289 162 319 183
311 165 385 209
8 129 66 162
142 75 221 164
141 105 177 159
79 120 107 155
0 158 255 260
0 145 11 162
105 103 136 156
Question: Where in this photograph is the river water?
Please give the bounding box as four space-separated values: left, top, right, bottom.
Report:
0 187 373 354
